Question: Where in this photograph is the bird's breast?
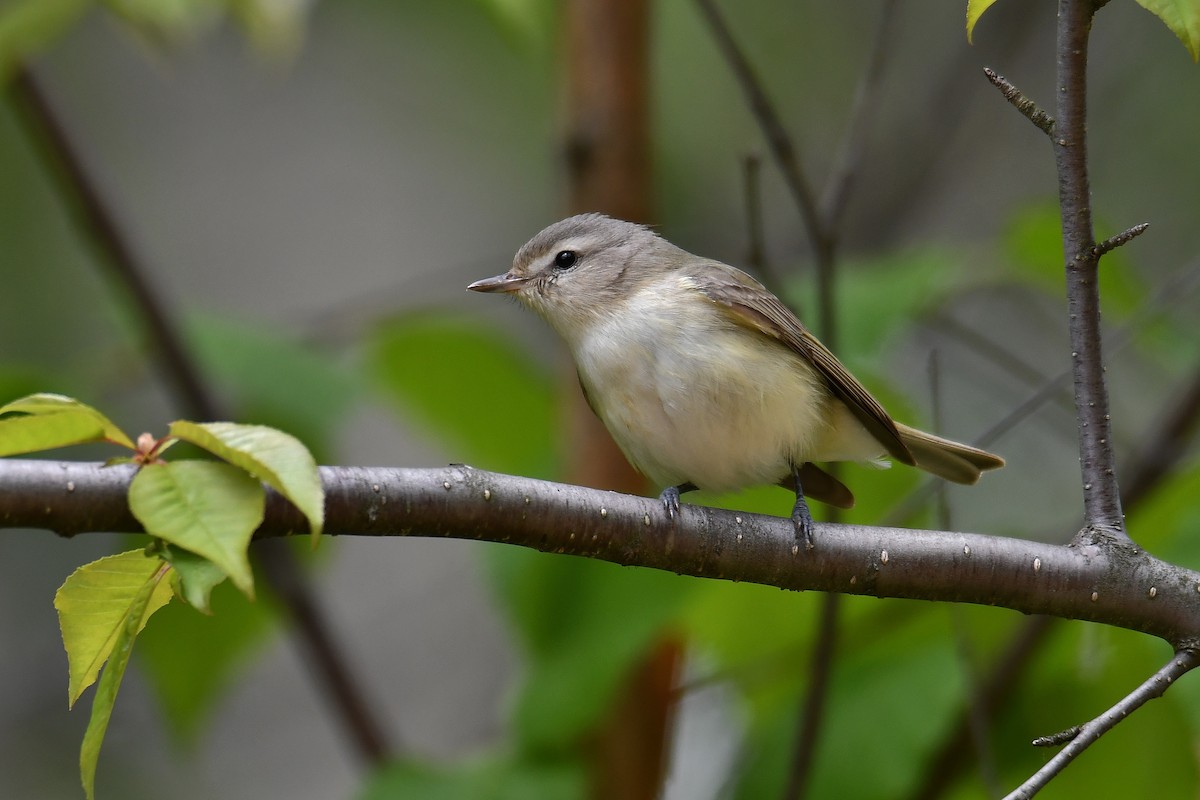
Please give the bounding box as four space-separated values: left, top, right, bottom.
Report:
571 279 834 491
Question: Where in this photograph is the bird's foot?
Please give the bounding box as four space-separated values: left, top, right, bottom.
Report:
791 496 815 551
659 485 682 520
790 464 815 551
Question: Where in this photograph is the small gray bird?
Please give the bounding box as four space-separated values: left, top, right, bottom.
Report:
468 213 1003 545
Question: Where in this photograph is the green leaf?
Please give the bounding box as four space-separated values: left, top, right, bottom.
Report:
0 392 135 452
0 0 91 84
965 0 1001 43
136 576 278 742
78 557 171 800
54 549 175 708
169 420 323 542
367 314 558 478
1136 0 1200 61
359 754 585 800
128 461 264 596
163 544 229 613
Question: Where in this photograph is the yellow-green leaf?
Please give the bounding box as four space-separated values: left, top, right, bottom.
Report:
0 392 135 450
1136 0 1200 61
129 461 264 597
78 558 170 800
169 420 324 542
966 0 1002 43
55 550 175 708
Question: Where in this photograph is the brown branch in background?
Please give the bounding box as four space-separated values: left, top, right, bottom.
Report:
694 5 902 796
819 0 899 232
563 2 679 798
11 66 391 767
982 68 1055 136
692 0 823 240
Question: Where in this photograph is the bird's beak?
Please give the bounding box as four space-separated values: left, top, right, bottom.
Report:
467 272 528 294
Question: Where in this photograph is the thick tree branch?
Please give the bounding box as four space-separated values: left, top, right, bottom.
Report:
5 459 1200 649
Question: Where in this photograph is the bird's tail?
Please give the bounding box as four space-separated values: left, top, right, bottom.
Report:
895 423 1005 485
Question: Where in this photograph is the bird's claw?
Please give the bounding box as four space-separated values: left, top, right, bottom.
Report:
659 485 682 520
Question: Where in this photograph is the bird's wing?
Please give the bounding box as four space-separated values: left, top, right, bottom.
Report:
693 262 915 465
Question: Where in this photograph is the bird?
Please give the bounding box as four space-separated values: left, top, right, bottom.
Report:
468 213 1004 546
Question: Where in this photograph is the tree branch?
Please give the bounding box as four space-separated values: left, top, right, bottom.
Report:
982 68 1055 136
1050 0 1127 538
5 459 1200 649
1003 650 1200 800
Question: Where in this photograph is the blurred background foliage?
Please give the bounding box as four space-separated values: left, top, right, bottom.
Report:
1 0 1199 798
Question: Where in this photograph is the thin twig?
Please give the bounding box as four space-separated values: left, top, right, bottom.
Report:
819 0 899 231
782 593 840 800
12 65 392 767
1003 650 1200 800
983 68 1055 136
884 257 1200 527
1091 222 1149 259
692 0 823 239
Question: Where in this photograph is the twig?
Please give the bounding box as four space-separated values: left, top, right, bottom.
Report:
983 68 1055 136
820 0 899 231
907 617 1057 800
884 258 1200 528
692 0 825 260
741 153 788 297
11 65 391 767
1092 222 1149 259
781 593 840 800
1003 650 1200 800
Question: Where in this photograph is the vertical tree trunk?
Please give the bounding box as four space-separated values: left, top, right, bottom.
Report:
563 2 680 799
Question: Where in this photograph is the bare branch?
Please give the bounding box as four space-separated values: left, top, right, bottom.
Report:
6 459 1200 648
1004 650 1200 800
1051 0 1126 538
983 68 1055 136
1091 222 1149 259
820 0 899 231
782 593 840 800
692 0 824 257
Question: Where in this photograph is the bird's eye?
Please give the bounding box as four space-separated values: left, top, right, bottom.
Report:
552 250 578 270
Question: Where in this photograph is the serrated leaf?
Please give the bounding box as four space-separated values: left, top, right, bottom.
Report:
163 544 229 614
168 421 323 542
966 0 1002 43
55 550 175 708
1136 0 1200 61
129 461 264 596
0 0 91 84
0 392 135 451
78 557 170 800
